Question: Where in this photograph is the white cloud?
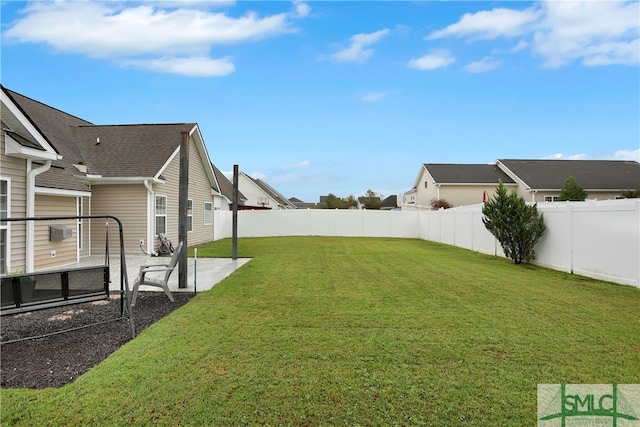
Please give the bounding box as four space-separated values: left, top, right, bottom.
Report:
427 7 541 41
544 149 640 162
426 1 639 68
121 56 235 77
4 1 303 76
293 0 310 18
362 92 391 102
279 160 310 170
533 1 640 68
332 29 390 63
464 57 502 73
607 149 640 162
543 153 589 160
408 50 455 71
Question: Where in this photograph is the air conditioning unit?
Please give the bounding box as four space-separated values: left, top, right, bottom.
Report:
50 225 72 241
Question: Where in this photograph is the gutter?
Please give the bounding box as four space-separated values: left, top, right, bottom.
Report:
26 160 51 272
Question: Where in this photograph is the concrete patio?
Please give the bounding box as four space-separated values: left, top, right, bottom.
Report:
59 255 251 294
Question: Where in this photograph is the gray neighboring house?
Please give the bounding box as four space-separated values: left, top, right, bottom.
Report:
404 159 640 207
289 197 315 209
497 159 640 202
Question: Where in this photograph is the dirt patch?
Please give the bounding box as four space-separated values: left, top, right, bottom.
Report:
1 292 194 389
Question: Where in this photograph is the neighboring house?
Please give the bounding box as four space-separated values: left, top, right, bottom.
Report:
496 159 640 202
404 160 640 208
1 86 220 273
238 171 296 209
408 163 517 208
289 197 315 209
211 163 247 210
380 195 399 210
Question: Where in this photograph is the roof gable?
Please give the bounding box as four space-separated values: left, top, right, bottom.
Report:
498 159 640 190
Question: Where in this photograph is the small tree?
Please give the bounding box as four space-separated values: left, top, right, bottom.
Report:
482 181 546 264
430 198 452 210
362 189 382 210
558 176 588 201
620 188 640 198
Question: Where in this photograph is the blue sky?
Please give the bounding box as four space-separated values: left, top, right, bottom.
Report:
2 1 638 203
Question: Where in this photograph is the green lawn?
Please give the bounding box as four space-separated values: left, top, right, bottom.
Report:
2 237 639 426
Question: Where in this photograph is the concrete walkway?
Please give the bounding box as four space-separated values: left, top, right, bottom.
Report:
62 255 251 293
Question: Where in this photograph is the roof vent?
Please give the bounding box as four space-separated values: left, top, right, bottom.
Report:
96 137 100 145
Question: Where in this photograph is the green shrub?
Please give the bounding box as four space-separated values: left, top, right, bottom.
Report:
482 181 546 264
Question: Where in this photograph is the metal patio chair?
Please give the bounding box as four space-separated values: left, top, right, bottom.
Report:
131 241 183 306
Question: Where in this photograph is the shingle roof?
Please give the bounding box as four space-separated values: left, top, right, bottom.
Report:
72 123 195 178
5 87 209 191
498 159 640 190
424 164 516 184
211 163 246 203
381 195 398 209
5 88 92 192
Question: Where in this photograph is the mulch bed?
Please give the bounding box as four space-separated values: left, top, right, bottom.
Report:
1 292 194 389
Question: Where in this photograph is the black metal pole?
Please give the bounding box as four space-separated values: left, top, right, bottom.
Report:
232 164 238 260
178 131 189 288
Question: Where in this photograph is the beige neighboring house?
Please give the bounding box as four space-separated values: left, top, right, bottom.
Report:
406 163 517 208
238 171 296 209
1 86 221 274
404 160 640 208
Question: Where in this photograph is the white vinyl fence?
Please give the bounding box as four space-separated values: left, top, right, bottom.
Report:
213 199 640 288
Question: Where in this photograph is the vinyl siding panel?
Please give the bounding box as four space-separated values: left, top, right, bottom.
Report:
155 153 179 251
152 136 215 250
90 184 148 255
1 126 27 270
34 195 77 270
187 137 214 246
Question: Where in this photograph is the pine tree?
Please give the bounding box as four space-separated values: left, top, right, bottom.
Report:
558 176 588 201
482 181 546 264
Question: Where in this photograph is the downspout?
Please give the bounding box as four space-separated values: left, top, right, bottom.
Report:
144 179 155 255
26 160 51 272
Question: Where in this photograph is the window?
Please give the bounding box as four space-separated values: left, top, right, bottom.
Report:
544 196 559 202
155 195 167 235
0 179 9 274
187 199 193 232
204 202 212 225
424 181 428 188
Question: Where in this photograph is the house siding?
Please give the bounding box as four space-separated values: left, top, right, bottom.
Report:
152 136 214 250
414 169 438 207
0 125 27 270
34 195 77 270
90 184 148 255
155 153 180 250
187 137 215 245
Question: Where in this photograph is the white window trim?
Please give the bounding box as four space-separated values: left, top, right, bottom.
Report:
77 197 83 251
0 177 10 273
204 202 213 225
155 194 167 236
187 199 193 233
544 196 559 202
